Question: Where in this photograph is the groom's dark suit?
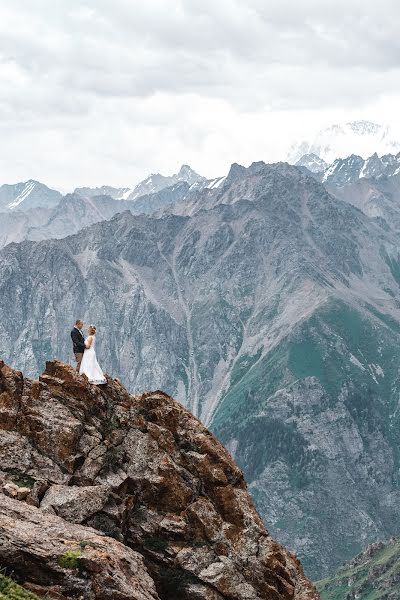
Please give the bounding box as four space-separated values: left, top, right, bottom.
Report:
71 327 85 371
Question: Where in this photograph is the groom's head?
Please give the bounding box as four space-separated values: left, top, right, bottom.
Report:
75 319 84 329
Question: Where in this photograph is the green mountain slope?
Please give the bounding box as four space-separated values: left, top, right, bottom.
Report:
317 538 400 599
212 299 400 576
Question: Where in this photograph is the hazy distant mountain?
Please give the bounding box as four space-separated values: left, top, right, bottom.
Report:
3 161 400 578
74 165 206 205
0 180 62 212
289 120 400 164
295 153 328 173
126 164 206 201
74 185 132 200
127 174 226 215
0 193 125 249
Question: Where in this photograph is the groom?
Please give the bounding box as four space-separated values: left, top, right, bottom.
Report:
71 319 85 372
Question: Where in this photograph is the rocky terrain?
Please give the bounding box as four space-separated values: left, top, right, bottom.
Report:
317 538 400 599
2 162 400 578
0 359 318 600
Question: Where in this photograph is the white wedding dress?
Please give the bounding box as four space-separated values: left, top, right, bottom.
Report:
79 336 106 385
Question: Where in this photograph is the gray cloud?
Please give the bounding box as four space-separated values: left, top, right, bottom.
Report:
0 0 400 188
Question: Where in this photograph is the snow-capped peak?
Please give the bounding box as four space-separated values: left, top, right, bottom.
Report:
7 180 37 209
295 153 328 173
288 120 400 164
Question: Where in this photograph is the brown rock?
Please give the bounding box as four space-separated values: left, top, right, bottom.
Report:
0 492 159 600
3 481 31 500
0 360 319 600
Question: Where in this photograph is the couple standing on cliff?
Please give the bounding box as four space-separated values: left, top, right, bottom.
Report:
70 319 106 385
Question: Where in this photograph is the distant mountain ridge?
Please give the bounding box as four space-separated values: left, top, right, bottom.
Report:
322 151 400 186
295 154 328 173
73 185 132 200
74 164 206 203
0 180 62 212
0 194 125 249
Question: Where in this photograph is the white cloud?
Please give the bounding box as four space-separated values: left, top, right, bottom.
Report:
0 0 400 190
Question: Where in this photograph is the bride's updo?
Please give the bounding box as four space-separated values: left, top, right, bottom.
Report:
88 325 97 335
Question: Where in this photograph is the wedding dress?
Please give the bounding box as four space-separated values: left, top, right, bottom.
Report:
79 336 106 385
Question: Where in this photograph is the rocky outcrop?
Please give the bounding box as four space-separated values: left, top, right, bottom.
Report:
0 360 318 600
0 493 159 600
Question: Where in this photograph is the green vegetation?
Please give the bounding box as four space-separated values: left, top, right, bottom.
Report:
11 475 35 489
381 249 400 288
317 538 400 599
210 298 400 576
57 549 81 569
0 575 41 599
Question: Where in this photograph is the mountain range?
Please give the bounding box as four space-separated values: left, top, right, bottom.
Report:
2 159 400 582
74 164 205 203
0 193 125 248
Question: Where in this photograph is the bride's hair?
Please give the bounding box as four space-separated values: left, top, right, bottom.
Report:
88 325 96 335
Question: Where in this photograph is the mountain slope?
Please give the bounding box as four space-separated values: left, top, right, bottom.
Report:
0 359 318 600
317 538 400 599
0 180 62 211
2 163 400 577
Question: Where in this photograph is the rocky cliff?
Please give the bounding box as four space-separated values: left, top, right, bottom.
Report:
0 359 318 600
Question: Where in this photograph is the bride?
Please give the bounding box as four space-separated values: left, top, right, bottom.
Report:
79 324 107 385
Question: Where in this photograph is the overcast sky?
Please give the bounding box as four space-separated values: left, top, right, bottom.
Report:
1 0 400 191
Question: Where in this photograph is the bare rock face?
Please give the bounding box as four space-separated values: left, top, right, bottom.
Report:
0 493 159 600
0 360 319 600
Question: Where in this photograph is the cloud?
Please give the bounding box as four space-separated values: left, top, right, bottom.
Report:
0 0 399 189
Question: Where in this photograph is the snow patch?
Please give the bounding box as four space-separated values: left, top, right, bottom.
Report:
349 354 365 370
8 181 36 209
206 176 226 189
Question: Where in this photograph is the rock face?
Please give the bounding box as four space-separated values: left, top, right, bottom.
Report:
2 162 400 577
0 494 159 600
0 359 318 600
